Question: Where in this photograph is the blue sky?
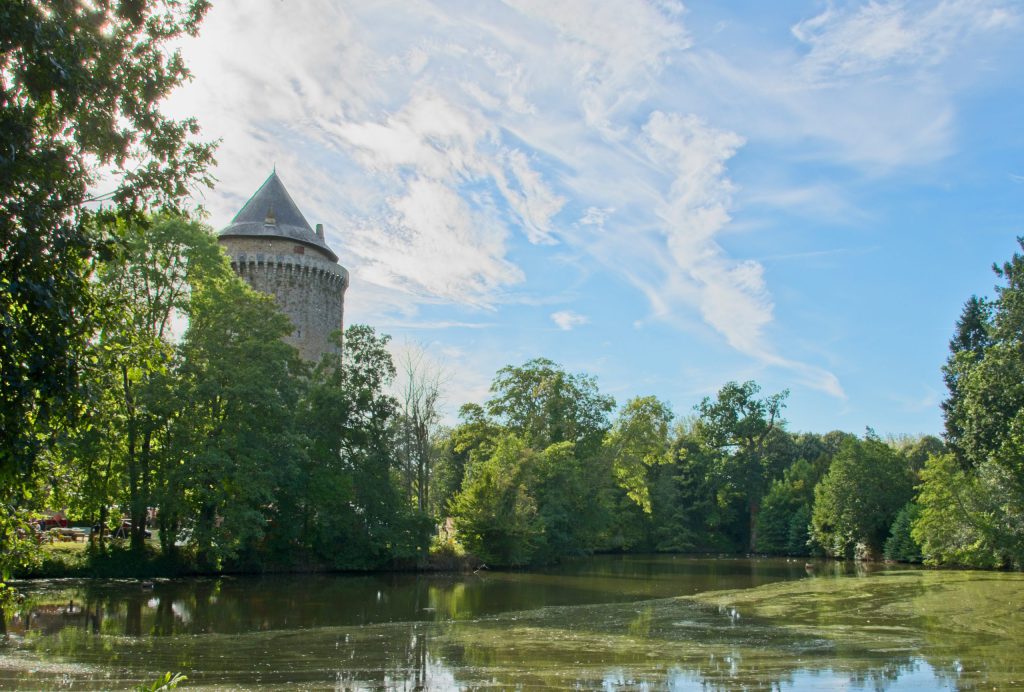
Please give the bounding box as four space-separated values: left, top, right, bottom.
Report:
168 0 1024 435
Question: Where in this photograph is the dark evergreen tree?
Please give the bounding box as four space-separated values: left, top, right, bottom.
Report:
942 296 992 461
755 459 818 555
884 503 922 563
917 238 1024 567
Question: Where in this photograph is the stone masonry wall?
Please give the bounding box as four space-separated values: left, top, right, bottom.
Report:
218 236 348 363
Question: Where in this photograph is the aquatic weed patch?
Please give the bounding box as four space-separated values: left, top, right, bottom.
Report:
684 568 1024 687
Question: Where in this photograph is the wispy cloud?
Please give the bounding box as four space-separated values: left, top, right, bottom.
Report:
375 320 497 330
635 112 771 355
888 385 942 413
551 310 588 331
742 183 867 225
792 0 1018 81
757 246 880 264
668 1 1018 171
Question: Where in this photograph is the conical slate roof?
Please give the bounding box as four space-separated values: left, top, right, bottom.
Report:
219 171 338 262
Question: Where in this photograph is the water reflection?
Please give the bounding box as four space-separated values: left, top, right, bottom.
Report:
1 557 1021 690
4 556 816 638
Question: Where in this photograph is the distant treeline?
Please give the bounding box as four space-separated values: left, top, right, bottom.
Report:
439 373 932 566
7 216 1024 576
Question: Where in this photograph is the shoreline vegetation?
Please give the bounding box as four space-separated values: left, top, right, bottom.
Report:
11 540 1016 585
11 540 484 581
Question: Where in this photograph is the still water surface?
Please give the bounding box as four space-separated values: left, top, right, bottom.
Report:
1 555 1022 689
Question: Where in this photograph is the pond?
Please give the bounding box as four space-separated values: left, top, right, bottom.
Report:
1 556 1022 689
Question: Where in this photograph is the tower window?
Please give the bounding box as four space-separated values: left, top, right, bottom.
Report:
293 245 305 254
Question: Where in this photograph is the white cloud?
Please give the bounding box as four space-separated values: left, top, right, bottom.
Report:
169 0 694 310
580 206 615 226
551 310 589 331
763 354 847 401
362 176 523 306
504 0 690 132
633 112 777 355
742 183 866 224
375 320 496 330
659 0 1018 172
792 0 1019 81
495 148 565 244
783 0 1018 168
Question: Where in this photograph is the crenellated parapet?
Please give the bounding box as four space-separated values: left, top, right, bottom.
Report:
228 252 349 289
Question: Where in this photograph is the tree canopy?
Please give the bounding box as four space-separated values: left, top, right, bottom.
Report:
1 0 214 514
694 381 790 551
915 238 1024 567
811 434 914 560
486 357 614 451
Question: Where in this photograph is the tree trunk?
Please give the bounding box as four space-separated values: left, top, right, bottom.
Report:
197 503 217 570
749 498 760 553
123 365 141 552
130 430 152 553
97 505 109 547
158 510 174 557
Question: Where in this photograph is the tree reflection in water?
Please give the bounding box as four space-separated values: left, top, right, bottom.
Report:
1 558 1021 689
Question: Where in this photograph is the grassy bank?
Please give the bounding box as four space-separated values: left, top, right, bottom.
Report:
14 541 202 579
13 539 481 580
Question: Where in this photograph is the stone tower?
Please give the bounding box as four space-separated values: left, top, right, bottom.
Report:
218 171 348 362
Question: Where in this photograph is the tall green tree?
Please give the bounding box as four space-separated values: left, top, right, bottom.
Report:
950 245 1024 473
752 431 849 556
429 428 464 520
449 433 544 566
448 359 617 564
941 296 992 459
884 502 922 563
604 396 674 514
755 458 821 556
810 435 914 560
912 453 1008 567
1 0 214 599
694 381 789 551
35 216 228 552
431 404 502 521
486 358 614 452
1 0 214 502
171 273 305 569
295 326 427 568
96 215 228 551
918 239 1024 567
649 427 740 553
